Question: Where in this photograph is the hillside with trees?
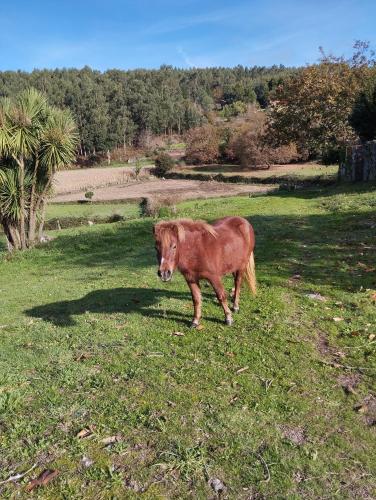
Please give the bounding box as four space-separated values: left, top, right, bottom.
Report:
0 65 294 155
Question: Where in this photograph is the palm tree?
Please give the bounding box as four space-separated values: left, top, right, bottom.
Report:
0 89 78 250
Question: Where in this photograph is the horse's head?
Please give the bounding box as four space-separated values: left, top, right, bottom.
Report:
153 221 185 282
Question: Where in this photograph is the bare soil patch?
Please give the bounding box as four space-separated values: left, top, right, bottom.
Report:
53 177 275 203
54 166 147 195
280 425 307 445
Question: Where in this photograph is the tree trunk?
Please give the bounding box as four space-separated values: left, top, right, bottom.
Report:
28 209 38 244
35 176 53 241
18 156 27 249
38 199 47 240
2 220 21 251
28 157 40 244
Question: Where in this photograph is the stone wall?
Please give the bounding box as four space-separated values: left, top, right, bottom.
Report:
339 141 376 182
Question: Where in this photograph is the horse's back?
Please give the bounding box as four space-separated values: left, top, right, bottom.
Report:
213 216 254 246
209 216 254 274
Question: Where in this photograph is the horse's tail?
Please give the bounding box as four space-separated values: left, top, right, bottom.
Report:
245 251 257 296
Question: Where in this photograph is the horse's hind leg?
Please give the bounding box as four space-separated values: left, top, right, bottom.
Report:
233 271 244 313
209 276 233 326
187 281 202 328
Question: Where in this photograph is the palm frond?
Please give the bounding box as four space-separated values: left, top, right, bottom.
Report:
8 88 47 158
0 97 12 156
0 167 31 222
40 107 79 171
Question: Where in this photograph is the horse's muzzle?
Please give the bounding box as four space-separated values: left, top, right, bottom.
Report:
158 269 173 282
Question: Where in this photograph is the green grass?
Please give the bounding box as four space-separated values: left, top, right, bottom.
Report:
181 163 338 179
95 158 153 169
166 142 186 150
46 202 140 221
0 183 375 498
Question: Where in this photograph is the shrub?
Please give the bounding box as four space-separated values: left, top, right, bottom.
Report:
225 124 270 168
134 159 142 179
223 107 301 168
154 153 175 177
270 143 300 164
108 213 124 223
185 125 220 164
85 191 94 201
220 101 248 119
140 195 180 217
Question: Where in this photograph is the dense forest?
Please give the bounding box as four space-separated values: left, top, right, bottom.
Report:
0 65 295 154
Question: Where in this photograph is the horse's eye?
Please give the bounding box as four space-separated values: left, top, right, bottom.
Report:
172 244 177 250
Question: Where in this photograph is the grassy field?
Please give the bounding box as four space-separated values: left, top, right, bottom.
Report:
180 163 338 180
45 202 140 228
0 184 375 498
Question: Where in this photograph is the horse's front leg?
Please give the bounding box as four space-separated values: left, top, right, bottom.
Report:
187 280 202 328
209 276 233 326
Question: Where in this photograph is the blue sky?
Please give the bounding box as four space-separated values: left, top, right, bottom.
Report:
0 0 375 71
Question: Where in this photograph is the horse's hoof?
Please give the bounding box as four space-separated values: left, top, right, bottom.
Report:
233 306 239 313
191 321 199 329
225 317 233 326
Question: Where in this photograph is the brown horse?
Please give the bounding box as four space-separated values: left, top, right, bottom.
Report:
153 217 256 327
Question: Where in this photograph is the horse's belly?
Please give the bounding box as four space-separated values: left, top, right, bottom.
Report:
219 240 246 274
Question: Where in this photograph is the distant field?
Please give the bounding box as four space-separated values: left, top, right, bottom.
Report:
53 178 275 203
179 163 338 179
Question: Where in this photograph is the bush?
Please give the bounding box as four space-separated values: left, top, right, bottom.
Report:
140 195 180 217
223 108 301 168
185 125 220 164
225 124 270 168
271 143 300 165
108 213 124 223
85 191 94 201
220 101 248 119
154 153 175 177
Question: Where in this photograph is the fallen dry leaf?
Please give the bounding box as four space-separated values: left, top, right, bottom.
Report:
76 427 94 439
114 323 127 330
306 292 327 302
369 334 375 341
236 366 249 374
26 469 59 491
171 331 185 337
333 317 344 322
101 435 121 445
74 352 92 361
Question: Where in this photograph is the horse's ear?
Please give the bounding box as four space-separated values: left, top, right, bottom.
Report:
175 223 185 242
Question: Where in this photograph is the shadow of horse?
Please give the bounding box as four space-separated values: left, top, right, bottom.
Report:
24 287 220 327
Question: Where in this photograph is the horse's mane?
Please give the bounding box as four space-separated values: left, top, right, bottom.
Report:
154 218 217 243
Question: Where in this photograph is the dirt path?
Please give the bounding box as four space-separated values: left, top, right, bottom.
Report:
53 178 275 203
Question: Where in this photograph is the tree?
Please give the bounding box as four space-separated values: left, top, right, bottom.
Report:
350 71 376 142
0 89 78 250
220 101 248 119
185 125 220 164
154 153 174 177
266 43 375 161
0 65 295 154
